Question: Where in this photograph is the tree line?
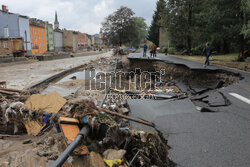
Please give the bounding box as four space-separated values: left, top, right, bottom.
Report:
148 0 250 58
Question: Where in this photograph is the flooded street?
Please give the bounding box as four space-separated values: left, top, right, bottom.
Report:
0 52 112 90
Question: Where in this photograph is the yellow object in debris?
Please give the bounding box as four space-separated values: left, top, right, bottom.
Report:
103 159 123 167
25 91 66 113
23 120 45 136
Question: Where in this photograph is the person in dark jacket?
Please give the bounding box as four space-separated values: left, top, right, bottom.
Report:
143 43 148 57
203 42 212 66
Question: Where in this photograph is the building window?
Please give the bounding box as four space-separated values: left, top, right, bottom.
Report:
30 34 33 39
38 28 40 32
42 43 44 47
35 37 37 42
31 43 33 48
39 43 41 47
3 42 8 48
34 29 36 34
38 35 40 39
42 35 44 39
41 29 43 32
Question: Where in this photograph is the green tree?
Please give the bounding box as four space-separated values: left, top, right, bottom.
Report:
239 0 250 60
160 0 250 56
163 0 204 54
102 6 136 46
128 17 148 48
148 0 167 46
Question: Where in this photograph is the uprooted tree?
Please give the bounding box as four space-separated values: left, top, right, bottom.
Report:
102 6 145 47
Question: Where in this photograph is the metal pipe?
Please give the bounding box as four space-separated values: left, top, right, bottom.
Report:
52 126 89 167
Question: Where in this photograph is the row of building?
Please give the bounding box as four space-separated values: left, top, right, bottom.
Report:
0 5 105 57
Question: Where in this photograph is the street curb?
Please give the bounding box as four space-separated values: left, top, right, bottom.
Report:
25 63 87 90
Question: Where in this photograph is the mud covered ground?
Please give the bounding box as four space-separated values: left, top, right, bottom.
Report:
0 52 112 90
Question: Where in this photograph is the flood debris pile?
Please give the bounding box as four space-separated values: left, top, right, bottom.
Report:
59 98 168 166
0 87 30 101
0 91 169 167
0 87 33 134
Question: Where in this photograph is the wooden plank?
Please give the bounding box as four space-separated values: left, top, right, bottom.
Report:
23 120 45 136
58 117 79 124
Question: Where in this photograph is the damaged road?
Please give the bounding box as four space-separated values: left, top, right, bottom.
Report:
127 53 250 167
0 50 250 167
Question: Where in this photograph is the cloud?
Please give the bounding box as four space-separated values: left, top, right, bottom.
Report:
1 0 156 34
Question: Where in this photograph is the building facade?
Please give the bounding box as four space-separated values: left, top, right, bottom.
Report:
29 19 47 55
45 22 54 51
77 32 88 48
0 5 31 55
87 34 92 47
0 37 25 56
91 35 95 46
63 30 78 52
53 29 63 52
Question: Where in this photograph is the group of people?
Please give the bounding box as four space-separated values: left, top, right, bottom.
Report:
142 41 212 67
143 43 157 57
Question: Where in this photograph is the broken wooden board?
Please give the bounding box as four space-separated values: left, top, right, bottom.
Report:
25 91 66 113
59 117 89 155
23 120 45 136
60 124 80 144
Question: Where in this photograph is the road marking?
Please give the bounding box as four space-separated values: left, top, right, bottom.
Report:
229 93 250 105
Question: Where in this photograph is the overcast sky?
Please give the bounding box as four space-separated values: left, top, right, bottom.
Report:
1 0 156 35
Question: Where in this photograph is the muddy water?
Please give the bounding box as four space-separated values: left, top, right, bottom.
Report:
55 70 104 84
42 69 112 97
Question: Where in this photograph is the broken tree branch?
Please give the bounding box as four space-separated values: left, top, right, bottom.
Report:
98 107 155 127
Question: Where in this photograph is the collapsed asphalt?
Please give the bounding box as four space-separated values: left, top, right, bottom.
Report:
127 53 250 167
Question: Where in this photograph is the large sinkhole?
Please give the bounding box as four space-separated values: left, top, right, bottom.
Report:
112 58 243 110
127 59 241 92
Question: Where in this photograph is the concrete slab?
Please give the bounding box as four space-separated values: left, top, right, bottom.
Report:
206 92 228 107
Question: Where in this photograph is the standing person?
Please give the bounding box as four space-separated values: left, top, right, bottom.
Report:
150 43 155 57
203 42 212 66
153 44 157 57
143 43 148 57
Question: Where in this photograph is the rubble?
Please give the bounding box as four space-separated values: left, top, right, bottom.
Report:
0 56 169 167
103 149 126 167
